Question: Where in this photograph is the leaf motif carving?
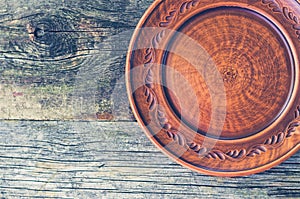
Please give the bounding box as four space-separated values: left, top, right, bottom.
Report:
144 87 157 111
144 48 154 66
167 131 186 146
282 6 300 38
286 120 300 138
283 7 299 24
247 146 267 157
160 0 202 27
264 132 285 145
145 69 154 88
159 10 177 27
189 142 207 155
180 0 200 13
226 149 247 159
157 109 168 126
261 0 281 12
157 108 172 130
152 30 166 48
143 48 157 111
206 151 226 161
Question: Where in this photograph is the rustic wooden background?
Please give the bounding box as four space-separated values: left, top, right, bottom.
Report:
0 0 299 198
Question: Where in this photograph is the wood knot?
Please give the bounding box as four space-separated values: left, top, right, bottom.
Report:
27 25 46 40
26 15 78 58
33 27 46 38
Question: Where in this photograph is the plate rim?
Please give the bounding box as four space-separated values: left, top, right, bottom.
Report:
126 0 300 176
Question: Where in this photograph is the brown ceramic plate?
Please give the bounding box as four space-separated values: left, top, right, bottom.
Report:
126 0 300 176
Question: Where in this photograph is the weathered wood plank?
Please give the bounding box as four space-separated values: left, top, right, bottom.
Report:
0 121 299 198
0 0 299 197
0 0 153 120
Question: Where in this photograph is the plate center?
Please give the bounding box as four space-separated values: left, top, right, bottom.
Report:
163 7 294 139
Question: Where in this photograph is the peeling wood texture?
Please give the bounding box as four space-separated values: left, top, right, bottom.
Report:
0 121 299 198
0 0 299 198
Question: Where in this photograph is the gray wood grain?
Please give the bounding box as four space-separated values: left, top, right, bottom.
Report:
0 121 299 198
0 0 299 198
0 0 153 120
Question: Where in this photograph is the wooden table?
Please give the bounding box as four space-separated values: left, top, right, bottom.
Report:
0 0 299 198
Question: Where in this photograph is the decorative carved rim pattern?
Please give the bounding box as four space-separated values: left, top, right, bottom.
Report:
143 0 300 161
